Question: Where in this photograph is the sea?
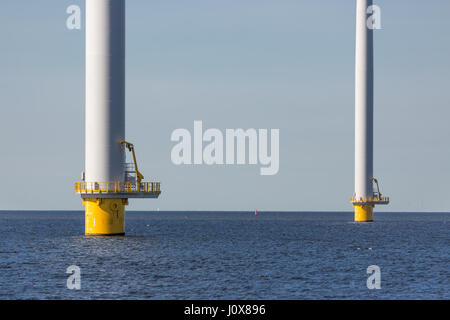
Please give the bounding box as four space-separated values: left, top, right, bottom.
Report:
0 211 448 300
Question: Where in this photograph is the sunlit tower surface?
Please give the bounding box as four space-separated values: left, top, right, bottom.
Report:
75 0 161 235
351 0 389 222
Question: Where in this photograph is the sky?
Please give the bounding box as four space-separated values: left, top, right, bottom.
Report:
0 0 449 212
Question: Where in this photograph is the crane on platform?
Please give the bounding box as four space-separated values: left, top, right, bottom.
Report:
120 140 144 186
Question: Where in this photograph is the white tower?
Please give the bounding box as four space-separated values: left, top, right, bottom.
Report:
75 0 161 235
85 0 125 185
351 0 389 221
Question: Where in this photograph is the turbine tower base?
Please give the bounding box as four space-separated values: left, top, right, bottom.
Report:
353 204 374 222
83 198 128 236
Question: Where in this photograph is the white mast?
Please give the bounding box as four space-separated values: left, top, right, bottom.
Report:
351 0 389 221
85 0 125 184
354 0 373 201
77 0 161 236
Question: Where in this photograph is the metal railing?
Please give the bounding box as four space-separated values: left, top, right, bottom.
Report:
350 195 390 204
75 181 161 195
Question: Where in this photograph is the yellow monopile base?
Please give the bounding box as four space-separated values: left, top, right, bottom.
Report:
83 198 128 236
354 204 374 222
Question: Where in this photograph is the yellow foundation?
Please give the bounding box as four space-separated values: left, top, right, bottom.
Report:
354 204 374 222
83 198 128 236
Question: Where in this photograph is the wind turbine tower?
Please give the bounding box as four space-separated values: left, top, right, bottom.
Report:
351 0 389 222
75 0 161 235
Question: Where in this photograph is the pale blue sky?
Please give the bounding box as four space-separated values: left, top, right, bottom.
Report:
0 0 449 211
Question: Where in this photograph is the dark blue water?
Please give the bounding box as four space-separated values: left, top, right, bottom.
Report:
0 211 448 299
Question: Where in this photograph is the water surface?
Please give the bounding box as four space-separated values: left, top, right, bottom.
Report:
0 211 448 299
